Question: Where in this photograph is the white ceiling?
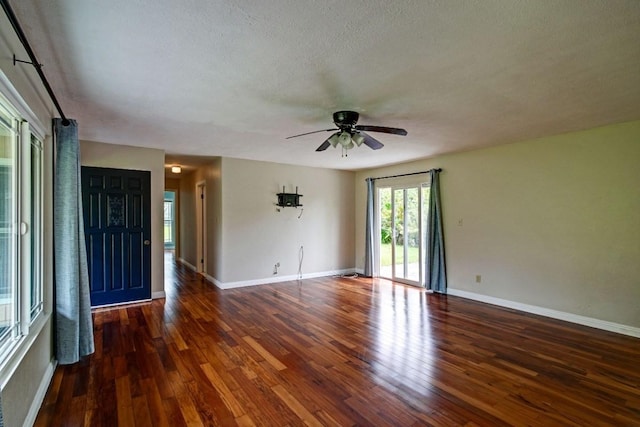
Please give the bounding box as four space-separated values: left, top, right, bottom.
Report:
11 0 640 171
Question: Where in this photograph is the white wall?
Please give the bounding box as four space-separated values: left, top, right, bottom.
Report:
355 120 640 329
80 140 165 297
218 158 355 285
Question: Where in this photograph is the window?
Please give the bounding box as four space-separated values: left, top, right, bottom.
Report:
0 89 44 365
0 103 17 355
164 200 173 243
164 190 176 249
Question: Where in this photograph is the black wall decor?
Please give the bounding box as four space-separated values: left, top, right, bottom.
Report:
276 186 303 208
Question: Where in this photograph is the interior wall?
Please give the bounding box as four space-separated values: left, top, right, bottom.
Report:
1 323 53 427
208 158 222 279
1 13 56 426
179 171 196 267
80 140 165 297
355 120 640 328
219 157 355 284
178 158 221 277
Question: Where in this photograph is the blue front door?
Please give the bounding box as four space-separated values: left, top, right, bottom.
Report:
81 167 151 306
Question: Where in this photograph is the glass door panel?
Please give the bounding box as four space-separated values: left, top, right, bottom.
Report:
378 188 392 278
405 187 420 282
393 189 405 279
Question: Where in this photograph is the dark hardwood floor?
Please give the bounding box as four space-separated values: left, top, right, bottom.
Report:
35 253 640 426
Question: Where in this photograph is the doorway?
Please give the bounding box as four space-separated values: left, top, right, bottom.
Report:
378 184 429 286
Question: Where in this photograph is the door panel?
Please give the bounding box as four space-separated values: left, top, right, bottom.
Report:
393 189 405 279
380 185 424 286
82 167 151 306
405 187 420 282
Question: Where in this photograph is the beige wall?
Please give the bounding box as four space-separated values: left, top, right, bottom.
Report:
179 172 197 266
1 12 56 426
178 158 222 276
80 140 165 297
219 158 355 284
209 158 223 278
179 157 355 285
1 323 53 427
355 120 640 328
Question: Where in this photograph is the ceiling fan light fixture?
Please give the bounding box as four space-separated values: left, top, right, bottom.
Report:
338 131 352 149
352 133 365 147
328 133 341 148
286 110 407 154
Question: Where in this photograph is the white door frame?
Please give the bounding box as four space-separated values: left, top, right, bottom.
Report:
378 183 426 287
195 180 207 274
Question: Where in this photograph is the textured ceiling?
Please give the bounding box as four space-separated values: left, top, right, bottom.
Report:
9 0 640 170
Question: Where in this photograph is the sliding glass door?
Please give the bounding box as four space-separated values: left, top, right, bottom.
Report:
379 184 429 286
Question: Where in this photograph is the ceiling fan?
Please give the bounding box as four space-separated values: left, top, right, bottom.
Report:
286 111 407 153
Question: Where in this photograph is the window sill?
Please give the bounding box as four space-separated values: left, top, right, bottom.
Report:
0 310 51 390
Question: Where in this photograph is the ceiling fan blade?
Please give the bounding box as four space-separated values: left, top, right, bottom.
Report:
355 125 407 136
361 132 384 150
286 128 337 139
316 139 332 151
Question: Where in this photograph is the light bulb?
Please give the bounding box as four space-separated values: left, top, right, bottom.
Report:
352 133 365 147
328 133 340 148
338 131 352 148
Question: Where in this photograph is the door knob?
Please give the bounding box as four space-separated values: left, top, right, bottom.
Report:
144 240 151 245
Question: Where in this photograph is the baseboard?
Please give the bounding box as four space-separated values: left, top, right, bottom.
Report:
22 358 57 427
152 291 166 299
447 288 640 338
177 258 196 271
208 268 357 290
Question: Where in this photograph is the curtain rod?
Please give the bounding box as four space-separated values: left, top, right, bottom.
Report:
1 0 69 125
368 168 441 181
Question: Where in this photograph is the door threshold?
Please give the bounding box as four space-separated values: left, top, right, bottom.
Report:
91 298 153 311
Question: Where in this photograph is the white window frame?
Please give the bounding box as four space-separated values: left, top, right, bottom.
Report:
29 133 44 322
0 70 49 389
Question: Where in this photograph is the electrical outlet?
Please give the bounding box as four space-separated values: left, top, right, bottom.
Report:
273 262 280 275
475 275 481 284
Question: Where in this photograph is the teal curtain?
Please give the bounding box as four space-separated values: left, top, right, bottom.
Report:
364 178 376 277
425 169 446 293
54 119 94 364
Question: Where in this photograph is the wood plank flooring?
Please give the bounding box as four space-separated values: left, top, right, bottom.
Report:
35 254 640 426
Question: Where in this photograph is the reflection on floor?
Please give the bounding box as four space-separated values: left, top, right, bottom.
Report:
34 252 640 426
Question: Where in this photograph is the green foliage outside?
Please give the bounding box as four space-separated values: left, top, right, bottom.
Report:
379 243 420 266
378 186 429 267
379 186 429 245
164 224 173 243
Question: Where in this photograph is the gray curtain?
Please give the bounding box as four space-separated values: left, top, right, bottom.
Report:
425 169 447 293
54 119 94 364
364 178 376 277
